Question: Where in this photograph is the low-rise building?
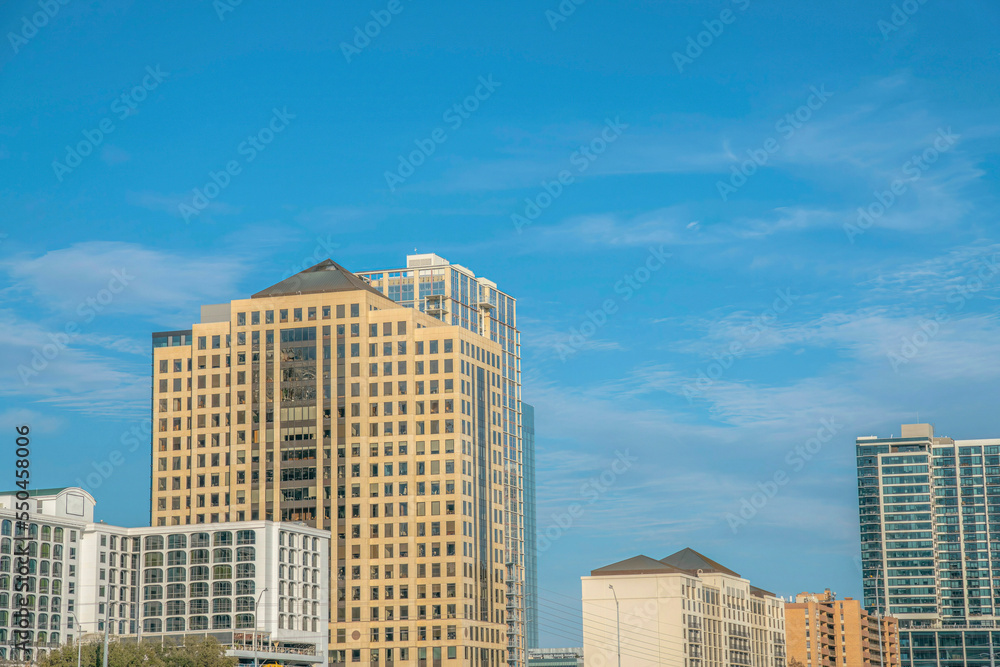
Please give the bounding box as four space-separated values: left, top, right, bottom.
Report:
581 548 786 667
527 647 583 667
0 487 328 666
784 589 898 667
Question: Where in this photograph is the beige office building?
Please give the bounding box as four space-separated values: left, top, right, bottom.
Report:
581 549 787 667
785 589 899 667
150 259 519 666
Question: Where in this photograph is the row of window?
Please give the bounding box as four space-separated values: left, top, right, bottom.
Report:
142 614 252 632
0 523 71 543
235 303 363 327
144 547 255 566
0 576 67 595
143 564 255 582
144 580 257 598
142 530 256 550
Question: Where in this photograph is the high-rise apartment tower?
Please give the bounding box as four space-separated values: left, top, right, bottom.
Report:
857 423 1000 666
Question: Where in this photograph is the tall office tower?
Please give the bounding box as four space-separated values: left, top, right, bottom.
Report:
357 254 526 667
857 423 1000 666
151 259 516 667
522 404 537 650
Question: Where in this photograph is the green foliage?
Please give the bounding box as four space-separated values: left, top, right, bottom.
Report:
37 637 235 667
787 658 806 667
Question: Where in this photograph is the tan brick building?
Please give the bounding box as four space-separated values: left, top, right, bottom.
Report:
784 589 898 667
581 549 787 667
150 259 520 666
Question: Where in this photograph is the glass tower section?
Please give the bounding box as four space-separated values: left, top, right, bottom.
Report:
359 254 527 667
857 424 1000 666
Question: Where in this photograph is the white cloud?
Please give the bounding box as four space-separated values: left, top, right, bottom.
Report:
2 241 248 325
0 408 64 434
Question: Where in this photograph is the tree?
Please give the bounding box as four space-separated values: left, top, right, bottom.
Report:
37 637 234 667
156 636 236 667
787 658 806 667
37 640 156 667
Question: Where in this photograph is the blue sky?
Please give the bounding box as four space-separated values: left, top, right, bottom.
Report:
3 0 1000 648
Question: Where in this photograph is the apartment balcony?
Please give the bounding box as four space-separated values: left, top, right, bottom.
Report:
424 294 447 316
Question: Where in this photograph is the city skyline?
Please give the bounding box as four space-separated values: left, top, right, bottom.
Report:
8 246 1000 648
4 0 1000 654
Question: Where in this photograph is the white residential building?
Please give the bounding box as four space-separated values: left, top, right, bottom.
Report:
0 487 328 666
581 548 786 667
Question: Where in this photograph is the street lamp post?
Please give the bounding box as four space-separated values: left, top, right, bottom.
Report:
252 587 268 667
69 614 81 667
102 604 110 667
608 585 620 667
982 633 998 667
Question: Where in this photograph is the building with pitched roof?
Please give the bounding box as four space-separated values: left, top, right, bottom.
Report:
150 256 523 667
581 548 787 667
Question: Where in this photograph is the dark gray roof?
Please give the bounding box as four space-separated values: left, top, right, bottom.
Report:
591 555 685 576
660 547 740 577
252 259 384 299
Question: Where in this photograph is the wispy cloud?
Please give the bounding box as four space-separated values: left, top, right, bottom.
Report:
2 241 248 325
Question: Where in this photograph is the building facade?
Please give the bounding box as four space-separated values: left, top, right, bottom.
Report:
521 404 537 650
856 423 1000 666
581 548 787 667
357 253 527 667
784 589 898 667
526 647 582 667
150 258 518 667
0 487 328 666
